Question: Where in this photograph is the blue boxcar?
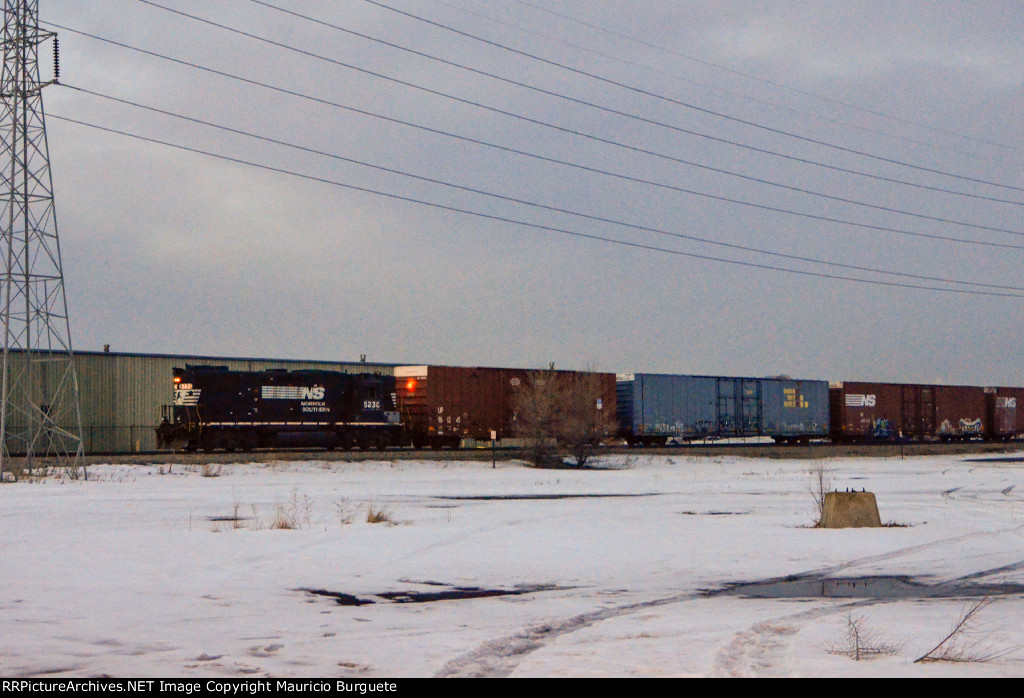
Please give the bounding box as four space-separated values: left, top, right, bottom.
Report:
616 373 830 445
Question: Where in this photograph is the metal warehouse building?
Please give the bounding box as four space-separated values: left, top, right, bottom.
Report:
67 350 396 454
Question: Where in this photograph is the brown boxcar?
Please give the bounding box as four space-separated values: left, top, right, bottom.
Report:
830 381 987 442
394 365 617 448
986 387 1024 440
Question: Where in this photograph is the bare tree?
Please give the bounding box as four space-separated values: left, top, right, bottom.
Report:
555 372 617 468
512 372 562 468
809 460 836 526
828 610 903 661
512 370 616 468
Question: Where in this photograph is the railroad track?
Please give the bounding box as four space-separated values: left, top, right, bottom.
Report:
56 439 1024 467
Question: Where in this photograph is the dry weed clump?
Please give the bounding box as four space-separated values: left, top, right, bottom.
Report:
341 499 402 526
334 498 356 526
182 463 223 478
915 598 1023 664
270 507 299 530
365 503 393 525
210 489 315 531
0 463 73 482
827 598 1023 665
209 496 260 532
230 497 243 530
211 491 403 531
808 461 836 526
271 488 315 530
827 610 903 661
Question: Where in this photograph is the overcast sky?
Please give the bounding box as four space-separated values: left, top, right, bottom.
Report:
35 0 1024 384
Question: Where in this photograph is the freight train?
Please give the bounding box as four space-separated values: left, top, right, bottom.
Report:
155 363 1023 452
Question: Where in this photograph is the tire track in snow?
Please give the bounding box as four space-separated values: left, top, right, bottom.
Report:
942 487 1024 504
434 591 702 677
435 524 1024 677
708 524 1024 677
799 523 1024 579
711 602 872 677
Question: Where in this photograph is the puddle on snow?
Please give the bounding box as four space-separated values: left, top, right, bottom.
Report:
435 493 660 501
679 510 748 516
299 583 568 606
710 575 1024 600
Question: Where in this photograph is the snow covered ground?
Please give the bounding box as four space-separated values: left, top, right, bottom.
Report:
2 452 1023 677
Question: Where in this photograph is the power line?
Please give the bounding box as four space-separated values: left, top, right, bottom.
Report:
61 82 1024 293
506 0 1023 156
45 21 1024 251
47 113 1024 299
242 0 1024 213
106 2 1024 231
359 0 1024 193
424 0 1016 168
237 0 1024 206
143 0 1024 209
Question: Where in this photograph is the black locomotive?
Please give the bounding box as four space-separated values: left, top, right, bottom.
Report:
156 365 401 452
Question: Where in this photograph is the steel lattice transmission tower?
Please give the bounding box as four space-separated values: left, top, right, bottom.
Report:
0 0 83 479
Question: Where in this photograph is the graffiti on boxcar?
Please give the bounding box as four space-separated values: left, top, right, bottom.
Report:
938 418 983 438
870 418 894 440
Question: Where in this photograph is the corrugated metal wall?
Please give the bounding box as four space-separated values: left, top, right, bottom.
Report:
6 350 395 454
0 349 85 456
